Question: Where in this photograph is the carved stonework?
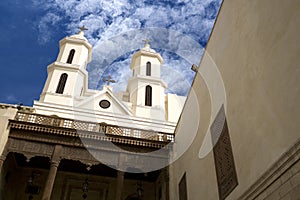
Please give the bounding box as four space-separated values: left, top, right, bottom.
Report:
61 146 100 166
7 138 54 160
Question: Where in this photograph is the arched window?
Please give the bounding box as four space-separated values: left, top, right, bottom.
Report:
145 85 152 106
66 49 75 64
56 73 68 94
146 62 151 76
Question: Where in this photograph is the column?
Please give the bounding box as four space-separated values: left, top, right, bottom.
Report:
115 171 124 200
42 161 60 200
42 145 62 200
163 167 170 200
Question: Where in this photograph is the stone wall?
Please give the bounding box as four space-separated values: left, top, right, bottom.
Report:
261 159 300 200
0 105 17 155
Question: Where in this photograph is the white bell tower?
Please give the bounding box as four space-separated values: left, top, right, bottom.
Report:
39 27 92 106
126 40 167 121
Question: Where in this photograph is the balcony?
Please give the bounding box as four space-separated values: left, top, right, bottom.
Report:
10 112 174 149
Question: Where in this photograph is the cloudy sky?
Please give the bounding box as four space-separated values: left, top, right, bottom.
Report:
0 0 222 106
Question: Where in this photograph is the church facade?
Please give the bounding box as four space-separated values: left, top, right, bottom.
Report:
34 27 185 131
0 26 185 200
0 0 300 200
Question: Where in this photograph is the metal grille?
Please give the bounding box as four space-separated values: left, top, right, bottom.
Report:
74 121 89 131
16 113 26 121
133 130 141 138
27 114 36 123
35 115 53 125
88 123 97 132
106 126 124 136
167 134 174 142
63 119 73 128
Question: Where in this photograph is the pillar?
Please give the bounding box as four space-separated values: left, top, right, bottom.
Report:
115 171 124 200
42 145 62 200
41 161 60 200
163 167 170 200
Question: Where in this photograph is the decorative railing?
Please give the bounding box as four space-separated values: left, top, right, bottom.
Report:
14 112 174 143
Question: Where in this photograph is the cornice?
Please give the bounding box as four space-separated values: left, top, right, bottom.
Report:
239 138 300 199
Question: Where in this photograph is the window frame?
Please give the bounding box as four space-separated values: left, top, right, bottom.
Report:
66 49 75 64
145 85 152 106
55 73 68 94
146 61 151 76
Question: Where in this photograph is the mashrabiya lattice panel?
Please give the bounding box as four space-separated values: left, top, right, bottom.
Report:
211 105 238 200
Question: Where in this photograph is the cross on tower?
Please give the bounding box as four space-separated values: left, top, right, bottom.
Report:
78 25 88 32
102 75 116 85
142 38 151 46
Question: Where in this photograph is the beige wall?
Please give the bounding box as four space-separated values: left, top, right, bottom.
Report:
170 0 300 199
0 106 17 155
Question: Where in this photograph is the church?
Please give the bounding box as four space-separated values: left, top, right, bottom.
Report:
0 22 185 199
0 0 299 200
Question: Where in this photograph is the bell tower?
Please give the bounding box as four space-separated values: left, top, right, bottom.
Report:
127 40 167 120
39 27 92 106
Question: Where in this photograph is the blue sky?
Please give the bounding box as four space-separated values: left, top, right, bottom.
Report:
0 0 222 106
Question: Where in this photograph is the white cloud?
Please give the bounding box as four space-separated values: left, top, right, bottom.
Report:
37 13 62 44
86 28 202 89
5 94 18 102
34 0 222 95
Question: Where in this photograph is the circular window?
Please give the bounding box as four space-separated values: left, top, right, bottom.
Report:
99 100 111 109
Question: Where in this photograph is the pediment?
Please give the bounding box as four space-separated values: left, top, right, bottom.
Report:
75 88 132 116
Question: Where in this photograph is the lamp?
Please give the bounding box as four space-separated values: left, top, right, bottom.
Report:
25 172 41 200
137 182 143 200
82 178 89 199
191 64 198 72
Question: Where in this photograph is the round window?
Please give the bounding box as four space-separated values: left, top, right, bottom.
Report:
99 100 111 109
